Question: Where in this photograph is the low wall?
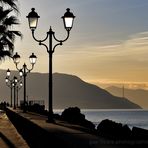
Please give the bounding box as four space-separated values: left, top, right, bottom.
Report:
6 108 68 148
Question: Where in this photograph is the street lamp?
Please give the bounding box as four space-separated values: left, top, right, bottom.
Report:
13 52 37 112
13 76 18 109
7 69 11 77
16 82 23 107
5 76 13 107
5 77 8 83
27 8 75 122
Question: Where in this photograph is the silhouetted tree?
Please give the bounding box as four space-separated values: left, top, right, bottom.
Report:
0 0 18 11
0 0 22 60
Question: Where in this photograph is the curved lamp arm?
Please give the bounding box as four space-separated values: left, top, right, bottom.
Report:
15 63 22 71
6 83 12 88
32 30 49 43
6 78 14 88
17 77 22 83
53 30 70 43
25 64 35 73
39 42 49 53
53 42 63 53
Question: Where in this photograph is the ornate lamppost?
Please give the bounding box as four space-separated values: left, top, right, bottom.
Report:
13 52 37 112
5 69 13 107
26 8 75 122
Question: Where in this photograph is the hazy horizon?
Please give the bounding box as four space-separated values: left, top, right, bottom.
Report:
1 67 148 90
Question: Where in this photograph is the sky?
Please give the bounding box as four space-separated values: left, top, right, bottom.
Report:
1 0 148 89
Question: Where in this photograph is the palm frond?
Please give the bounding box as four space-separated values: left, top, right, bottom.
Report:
0 25 6 33
0 36 14 50
0 8 12 22
9 30 22 38
0 0 18 12
0 0 21 60
4 30 22 42
3 16 19 26
5 31 15 42
0 50 11 59
0 43 12 60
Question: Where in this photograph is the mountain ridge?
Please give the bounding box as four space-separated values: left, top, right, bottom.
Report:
106 86 148 109
0 69 141 109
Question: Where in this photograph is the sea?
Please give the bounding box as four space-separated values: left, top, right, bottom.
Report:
54 109 148 130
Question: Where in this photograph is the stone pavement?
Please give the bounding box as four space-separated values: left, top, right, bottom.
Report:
0 110 29 148
9 109 101 148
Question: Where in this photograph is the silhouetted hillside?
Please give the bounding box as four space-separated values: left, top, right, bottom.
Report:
53 73 141 109
0 69 141 109
106 86 148 109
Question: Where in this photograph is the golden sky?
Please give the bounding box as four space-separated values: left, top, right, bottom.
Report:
1 0 148 89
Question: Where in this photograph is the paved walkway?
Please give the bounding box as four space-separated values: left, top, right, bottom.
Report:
6 108 129 148
13 109 102 148
0 110 29 148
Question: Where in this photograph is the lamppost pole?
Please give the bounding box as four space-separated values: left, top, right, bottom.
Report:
13 82 16 109
16 82 22 107
5 76 13 107
49 38 53 118
10 85 13 107
16 86 18 107
27 8 75 122
13 77 16 109
13 53 37 112
5 73 19 109
23 64 27 111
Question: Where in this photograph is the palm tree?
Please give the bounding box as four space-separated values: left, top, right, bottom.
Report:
0 0 21 59
0 7 21 59
0 0 18 11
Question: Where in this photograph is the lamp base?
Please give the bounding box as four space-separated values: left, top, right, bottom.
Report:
46 113 55 123
46 117 55 123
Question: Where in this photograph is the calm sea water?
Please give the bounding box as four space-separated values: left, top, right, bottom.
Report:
54 109 148 130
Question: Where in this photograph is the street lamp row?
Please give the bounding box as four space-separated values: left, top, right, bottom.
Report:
12 52 37 112
5 73 22 109
5 8 75 122
5 73 14 107
5 53 37 111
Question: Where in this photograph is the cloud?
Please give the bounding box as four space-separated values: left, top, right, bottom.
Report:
86 31 148 59
61 31 148 58
124 32 148 50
